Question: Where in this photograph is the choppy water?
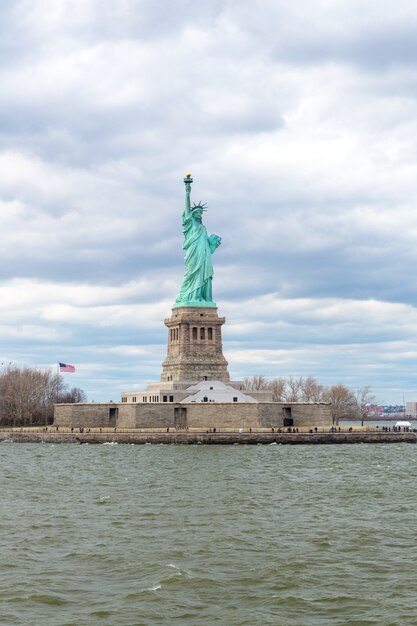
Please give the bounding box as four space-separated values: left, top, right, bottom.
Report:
1 443 417 626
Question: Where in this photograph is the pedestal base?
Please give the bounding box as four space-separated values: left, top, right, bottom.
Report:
161 306 230 383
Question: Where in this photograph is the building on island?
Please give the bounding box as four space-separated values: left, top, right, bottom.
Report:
54 173 332 431
405 402 417 418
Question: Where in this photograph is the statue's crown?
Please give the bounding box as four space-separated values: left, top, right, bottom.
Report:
191 201 207 213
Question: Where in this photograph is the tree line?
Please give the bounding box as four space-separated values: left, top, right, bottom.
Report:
243 375 376 425
0 366 86 427
0 366 377 427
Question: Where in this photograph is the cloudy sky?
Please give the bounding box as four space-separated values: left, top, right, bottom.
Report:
1 0 417 403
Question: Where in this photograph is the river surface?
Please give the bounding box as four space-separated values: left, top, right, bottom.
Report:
1 442 417 626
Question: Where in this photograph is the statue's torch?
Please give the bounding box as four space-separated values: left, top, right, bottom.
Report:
184 171 193 189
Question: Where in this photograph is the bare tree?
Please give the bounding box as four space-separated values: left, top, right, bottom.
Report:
300 376 325 402
323 384 357 425
354 386 377 426
243 375 269 391
284 376 303 402
58 387 87 403
0 366 86 426
269 377 286 401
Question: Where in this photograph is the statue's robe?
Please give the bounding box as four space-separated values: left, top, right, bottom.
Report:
176 211 221 305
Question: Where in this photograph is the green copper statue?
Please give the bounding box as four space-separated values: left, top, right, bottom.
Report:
174 172 221 308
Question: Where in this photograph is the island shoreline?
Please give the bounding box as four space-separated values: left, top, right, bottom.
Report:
1 430 416 445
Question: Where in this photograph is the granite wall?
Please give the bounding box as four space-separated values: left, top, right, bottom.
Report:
54 401 332 430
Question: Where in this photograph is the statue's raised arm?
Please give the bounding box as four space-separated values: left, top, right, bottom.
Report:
174 173 222 309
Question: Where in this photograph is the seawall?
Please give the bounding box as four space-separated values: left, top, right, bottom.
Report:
1 430 416 445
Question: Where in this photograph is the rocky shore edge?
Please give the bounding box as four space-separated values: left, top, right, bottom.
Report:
1 430 416 445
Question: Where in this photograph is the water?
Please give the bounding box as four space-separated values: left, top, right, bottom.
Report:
1 443 417 626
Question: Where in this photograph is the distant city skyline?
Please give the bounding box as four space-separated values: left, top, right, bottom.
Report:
1 1 417 404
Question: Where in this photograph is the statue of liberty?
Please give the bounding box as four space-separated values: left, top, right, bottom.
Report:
174 172 221 308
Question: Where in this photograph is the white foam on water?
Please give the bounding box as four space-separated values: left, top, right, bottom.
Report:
167 563 184 577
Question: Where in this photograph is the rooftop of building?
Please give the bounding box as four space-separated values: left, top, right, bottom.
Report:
180 380 257 403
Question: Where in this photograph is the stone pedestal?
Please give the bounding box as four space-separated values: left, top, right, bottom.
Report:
161 306 230 382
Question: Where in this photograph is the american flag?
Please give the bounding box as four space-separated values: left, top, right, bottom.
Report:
59 362 76 373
